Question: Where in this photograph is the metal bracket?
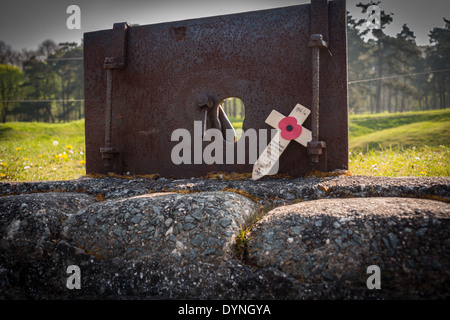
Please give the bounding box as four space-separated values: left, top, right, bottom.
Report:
196 94 214 138
311 0 329 42
104 22 130 69
100 22 130 169
308 0 328 171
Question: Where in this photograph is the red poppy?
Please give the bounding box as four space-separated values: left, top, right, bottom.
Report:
278 116 302 140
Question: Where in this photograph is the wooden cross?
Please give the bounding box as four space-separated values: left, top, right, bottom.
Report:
252 104 312 180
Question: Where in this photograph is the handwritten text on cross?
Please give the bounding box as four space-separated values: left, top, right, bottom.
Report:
252 104 312 180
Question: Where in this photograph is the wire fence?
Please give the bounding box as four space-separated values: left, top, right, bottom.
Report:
348 68 450 85
1 64 449 104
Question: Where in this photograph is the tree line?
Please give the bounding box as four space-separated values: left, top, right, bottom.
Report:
221 97 244 120
1 1 449 122
348 1 450 114
0 40 83 123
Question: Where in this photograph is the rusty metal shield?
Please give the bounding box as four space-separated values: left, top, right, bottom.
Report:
84 0 348 178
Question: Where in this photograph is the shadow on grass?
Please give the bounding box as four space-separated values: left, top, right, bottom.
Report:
0 126 13 139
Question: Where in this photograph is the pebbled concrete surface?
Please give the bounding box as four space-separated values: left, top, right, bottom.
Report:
0 176 449 299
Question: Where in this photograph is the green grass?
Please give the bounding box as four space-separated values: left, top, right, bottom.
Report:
348 109 450 177
349 109 450 140
349 120 450 151
0 109 449 181
349 145 449 177
0 120 86 181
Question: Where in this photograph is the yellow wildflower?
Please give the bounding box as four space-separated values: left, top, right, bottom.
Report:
79 160 86 165
38 155 43 158
1 162 6 167
16 147 22 150
55 153 68 160
65 145 73 149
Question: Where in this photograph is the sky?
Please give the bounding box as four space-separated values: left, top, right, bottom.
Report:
0 0 449 51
